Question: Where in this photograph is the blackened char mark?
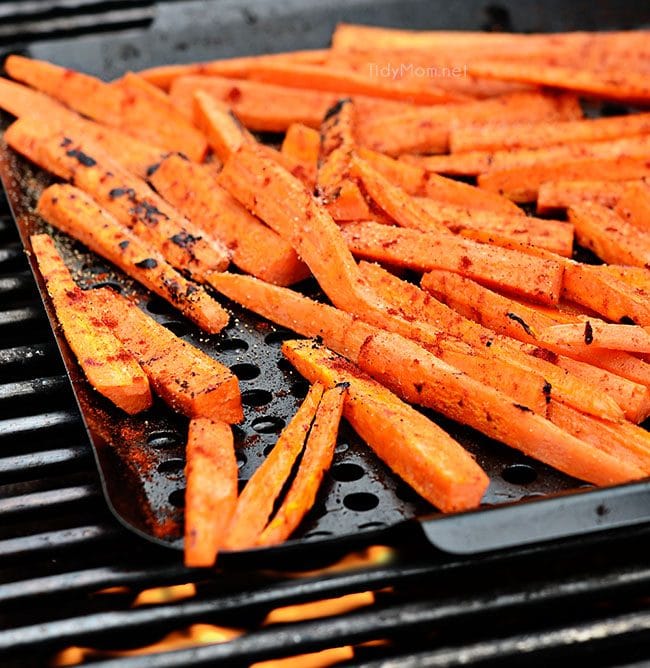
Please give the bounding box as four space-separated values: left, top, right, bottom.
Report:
584 321 594 345
171 231 201 249
109 187 136 200
66 149 96 167
134 258 158 269
323 97 352 122
506 312 534 337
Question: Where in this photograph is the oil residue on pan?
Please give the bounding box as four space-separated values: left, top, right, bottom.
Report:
0 115 584 551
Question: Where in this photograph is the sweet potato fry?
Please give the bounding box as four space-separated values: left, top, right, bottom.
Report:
537 180 638 214
562 263 650 326
478 156 650 203
539 321 650 354
246 61 471 104
184 419 238 567
359 261 623 421
357 91 582 155
258 383 347 546
468 61 650 105
85 287 242 422
150 155 309 286
340 221 563 304
548 402 650 475
615 182 650 233
5 119 230 281
5 56 207 160
208 272 640 485
422 269 650 386
30 234 152 415
281 123 320 184
37 184 229 334
450 112 650 153
225 383 325 550
316 99 371 221
569 203 650 267
596 265 650 293
137 49 329 90
282 340 489 512
405 135 650 177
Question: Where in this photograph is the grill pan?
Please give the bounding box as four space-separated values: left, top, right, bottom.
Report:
2 0 650 557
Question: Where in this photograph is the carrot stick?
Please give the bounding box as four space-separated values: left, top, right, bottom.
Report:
5 119 231 281
316 99 371 221
357 91 582 155
245 61 471 105
413 198 574 256
421 269 650 386
30 234 152 415
208 271 641 485
4 56 207 160
137 49 329 91
225 383 325 550
349 156 448 235
562 263 650 326
169 75 405 131
281 123 321 185
258 383 347 546
340 221 563 304
184 419 238 567
548 402 650 476
450 112 650 153
469 61 650 105
615 183 650 233
478 156 650 203
539 321 650 354
568 203 650 267
282 340 489 512
85 288 242 422
537 180 638 214
37 184 229 334
404 135 650 177
359 261 624 421
555 356 650 424
149 155 309 286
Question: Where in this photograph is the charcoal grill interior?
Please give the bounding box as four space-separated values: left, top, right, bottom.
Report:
2 1 650 665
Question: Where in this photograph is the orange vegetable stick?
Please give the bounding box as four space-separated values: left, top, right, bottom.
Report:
537 180 639 214
0 78 166 178
478 156 650 203
208 271 641 485
349 155 448 235
421 269 650 386
149 155 309 286
281 123 320 184
258 383 347 546
357 146 522 214
357 91 582 155
469 61 650 105
340 221 563 305
562 263 650 326
316 99 371 221
615 182 650 233
548 402 650 476
225 383 325 550
595 265 650 293
555 356 650 424
539 321 650 353
169 75 405 131
30 234 152 415
569 203 650 267
246 61 471 105
37 184 229 334
85 288 242 422
137 49 329 90
450 112 650 153
5 118 230 281
359 261 623 421
282 340 489 512
184 419 238 567
5 56 207 161
413 198 574 256
404 135 650 177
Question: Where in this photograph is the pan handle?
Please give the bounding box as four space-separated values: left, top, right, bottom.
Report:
419 481 650 554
